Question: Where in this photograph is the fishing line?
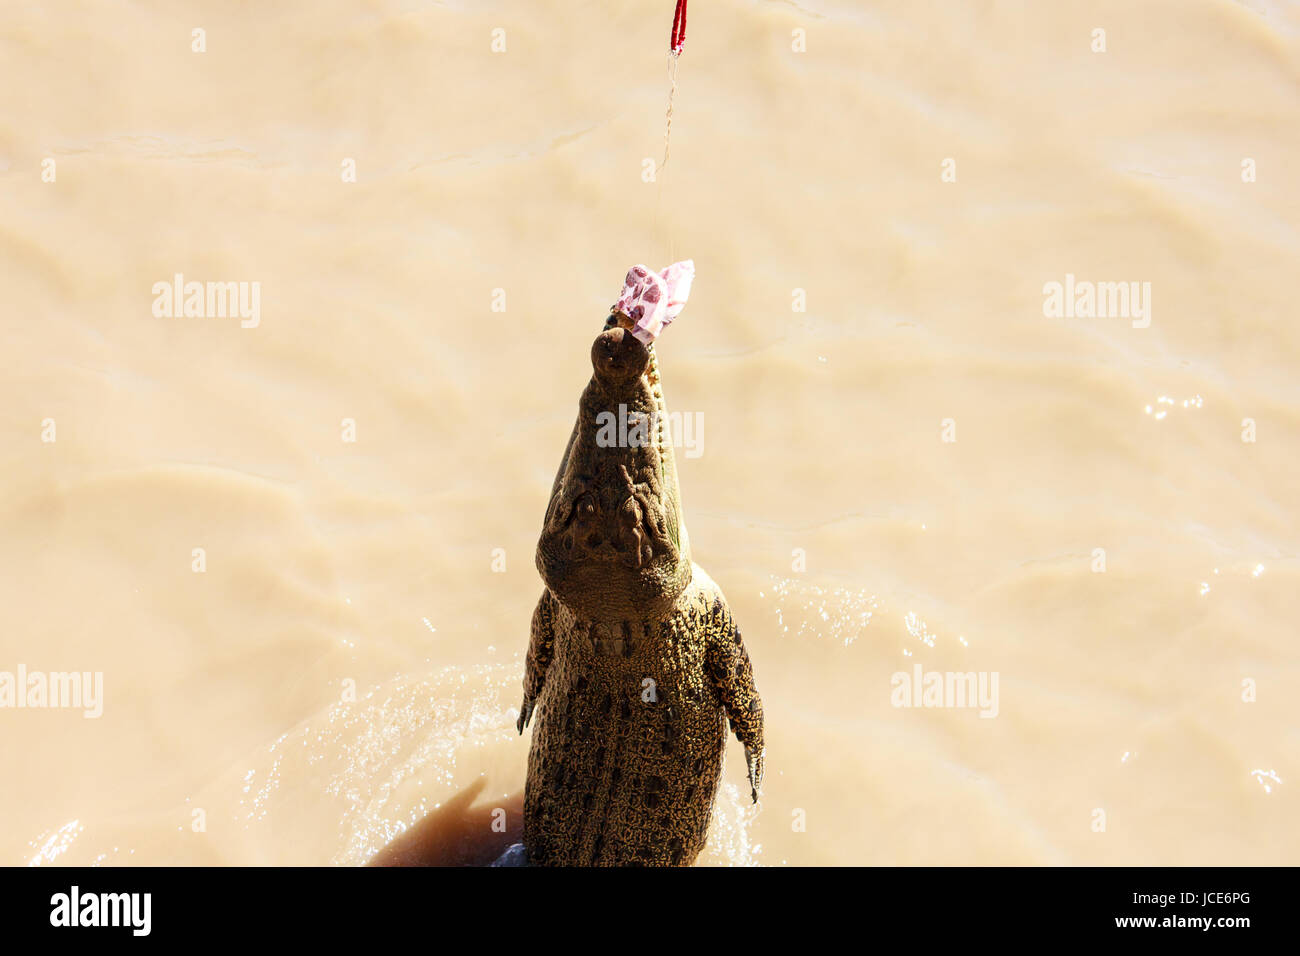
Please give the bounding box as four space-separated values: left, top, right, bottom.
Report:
658 0 688 263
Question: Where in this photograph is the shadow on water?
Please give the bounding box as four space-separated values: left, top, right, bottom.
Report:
367 778 524 867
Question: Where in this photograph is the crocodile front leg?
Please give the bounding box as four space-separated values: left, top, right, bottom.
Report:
704 596 766 803
518 590 558 733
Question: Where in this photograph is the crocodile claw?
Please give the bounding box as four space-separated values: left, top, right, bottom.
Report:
745 745 764 804
517 696 535 735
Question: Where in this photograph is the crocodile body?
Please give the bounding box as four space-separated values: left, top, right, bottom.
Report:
517 317 764 866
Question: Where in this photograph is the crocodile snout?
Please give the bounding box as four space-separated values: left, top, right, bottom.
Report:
591 327 649 386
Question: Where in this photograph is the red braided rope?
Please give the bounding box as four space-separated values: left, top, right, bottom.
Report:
670 0 688 55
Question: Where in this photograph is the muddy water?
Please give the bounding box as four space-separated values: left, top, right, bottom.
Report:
2 0 1298 866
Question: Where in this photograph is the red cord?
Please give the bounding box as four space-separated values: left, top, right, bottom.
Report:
671 0 688 54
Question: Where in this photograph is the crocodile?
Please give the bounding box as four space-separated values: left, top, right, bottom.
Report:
515 313 765 866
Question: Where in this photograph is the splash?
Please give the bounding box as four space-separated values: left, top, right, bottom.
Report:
764 575 879 645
